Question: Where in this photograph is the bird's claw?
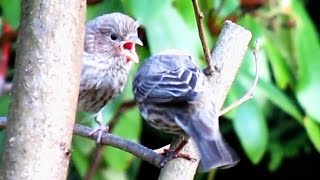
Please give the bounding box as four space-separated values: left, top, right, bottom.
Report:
159 149 197 167
89 125 109 144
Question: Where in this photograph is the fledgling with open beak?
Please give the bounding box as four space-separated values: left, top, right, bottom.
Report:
77 12 143 142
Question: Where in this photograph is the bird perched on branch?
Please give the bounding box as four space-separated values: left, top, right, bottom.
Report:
77 12 142 142
132 50 239 171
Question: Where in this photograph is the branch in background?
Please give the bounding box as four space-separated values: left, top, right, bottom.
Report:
0 117 163 168
191 0 214 74
219 42 260 116
84 144 104 180
84 100 137 180
108 100 136 130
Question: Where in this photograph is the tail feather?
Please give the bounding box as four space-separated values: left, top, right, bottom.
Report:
184 118 239 172
193 132 239 171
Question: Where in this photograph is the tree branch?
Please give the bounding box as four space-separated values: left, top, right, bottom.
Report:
0 1 86 178
0 117 163 168
191 0 213 73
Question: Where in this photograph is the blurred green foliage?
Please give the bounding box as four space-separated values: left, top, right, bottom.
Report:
1 0 320 179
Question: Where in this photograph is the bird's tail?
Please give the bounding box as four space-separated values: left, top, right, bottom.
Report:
184 113 239 171
194 131 239 172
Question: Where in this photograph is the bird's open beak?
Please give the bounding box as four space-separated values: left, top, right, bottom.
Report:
121 36 143 63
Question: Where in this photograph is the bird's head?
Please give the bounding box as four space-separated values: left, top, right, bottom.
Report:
84 12 143 63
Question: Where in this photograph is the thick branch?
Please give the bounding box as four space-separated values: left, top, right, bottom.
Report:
159 21 252 179
0 1 86 179
0 117 163 168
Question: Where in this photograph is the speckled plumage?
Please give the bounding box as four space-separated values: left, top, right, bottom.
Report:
132 50 239 171
77 13 141 114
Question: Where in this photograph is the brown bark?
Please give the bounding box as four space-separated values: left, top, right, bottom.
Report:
158 21 252 180
0 0 86 179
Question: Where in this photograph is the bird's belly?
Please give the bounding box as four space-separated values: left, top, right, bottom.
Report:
77 85 120 113
139 104 184 135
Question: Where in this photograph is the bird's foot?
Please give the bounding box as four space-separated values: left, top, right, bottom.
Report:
159 149 196 167
89 125 109 144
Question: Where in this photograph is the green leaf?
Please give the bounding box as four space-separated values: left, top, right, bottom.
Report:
263 13 297 77
86 0 124 20
0 95 10 116
174 0 195 26
0 0 20 28
233 82 268 164
238 14 265 39
268 143 284 171
128 0 202 56
264 38 293 89
213 0 239 17
304 117 320 152
0 131 6 157
292 0 320 123
101 168 127 180
244 74 303 122
104 107 141 171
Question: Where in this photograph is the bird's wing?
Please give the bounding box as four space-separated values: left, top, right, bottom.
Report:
133 59 205 103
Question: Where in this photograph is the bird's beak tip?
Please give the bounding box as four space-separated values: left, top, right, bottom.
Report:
128 36 143 46
136 39 143 46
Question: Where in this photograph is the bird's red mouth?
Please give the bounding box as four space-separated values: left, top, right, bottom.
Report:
121 42 139 63
123 42 134 51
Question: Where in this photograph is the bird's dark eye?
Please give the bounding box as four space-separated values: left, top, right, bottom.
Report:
110 33 118 41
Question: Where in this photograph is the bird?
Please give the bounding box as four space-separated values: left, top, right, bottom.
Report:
77 12 143 143
132 50 239 171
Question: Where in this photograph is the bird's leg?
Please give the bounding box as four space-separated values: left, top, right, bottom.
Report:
159 137 196 167
89 111 109 143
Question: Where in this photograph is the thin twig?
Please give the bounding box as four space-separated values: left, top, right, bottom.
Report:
0 117 163 168
84 144 104 180
191 0 214 73
84 100 137 180
108 100 136 130
219 42 260 116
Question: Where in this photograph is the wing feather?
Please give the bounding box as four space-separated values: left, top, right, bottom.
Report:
133 54 205 103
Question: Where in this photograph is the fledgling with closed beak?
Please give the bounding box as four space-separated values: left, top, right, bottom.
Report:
132 50 239 171
77 13 143 142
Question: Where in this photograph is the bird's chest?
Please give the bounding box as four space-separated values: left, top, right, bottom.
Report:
78 62 131 113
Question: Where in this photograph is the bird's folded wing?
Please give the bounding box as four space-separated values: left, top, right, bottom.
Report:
133 66 205 103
